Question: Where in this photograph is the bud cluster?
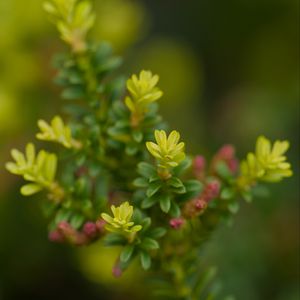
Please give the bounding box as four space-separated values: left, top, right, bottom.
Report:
183 180 221 218
49 220 105 245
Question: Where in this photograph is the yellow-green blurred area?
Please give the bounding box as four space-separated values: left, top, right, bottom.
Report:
0 0 299 299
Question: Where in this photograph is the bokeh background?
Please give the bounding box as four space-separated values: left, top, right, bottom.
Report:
0 0 299 299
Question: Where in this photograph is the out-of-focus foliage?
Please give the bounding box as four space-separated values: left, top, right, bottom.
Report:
93 0 147 52
44 0 95 52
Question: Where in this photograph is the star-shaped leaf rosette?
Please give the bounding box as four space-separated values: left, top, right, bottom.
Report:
146 129 186 178
101 202 142 234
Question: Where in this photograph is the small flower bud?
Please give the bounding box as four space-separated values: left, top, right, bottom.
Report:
195 198 207 210
95 219 106 234
83 222 97 238
218 144 235 160
169 217 185 229
112 260 123 278
183 198 207 218
211 144 238 175
193 155 206 179
48 229 65 243
228 158 239 173
202 180 220 202
58 221 88 246
58 221 73 235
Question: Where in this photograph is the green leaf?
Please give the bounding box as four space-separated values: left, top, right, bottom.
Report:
63 104 89 117
167 177 183 188
75 154 86 166
194 266 217 297
215 161 232 180
149 175 160 183
103 233 127 246
97 57 122 74
94 42 112 62
20 183 43 196
143 115 162 127
44 154 57 182
146 181 162 197
169 202 181 218
83 115 97 126
140 251 151 270
241 190 253 203
131 208 143 225
115 120 130 128
36 150 46 173
141 237 159 250
82 199 93 213
107 126 128 137
173 157 192 175
141 197 158 209
132 130 143 143
141 217 151 231
184 180 203 193
120 245 135 263
252 185 270 198
137 162 156 178
108 77 126 101
228 202 240 214
149 227 167 239
61 86 85 100
54 73 68 86
55 209 72 224
41 201 58 217
221 188 236 200
133 177 149 188
74 177 90 197
69 71 83 84
159 194 171 213
125 144 138 156
172 185 186 194
112 101 127 118
70 213 85 229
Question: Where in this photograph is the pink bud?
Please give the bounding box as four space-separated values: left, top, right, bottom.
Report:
211 144 238 175
203 180 220 202
58 221 88 246
95 219 106 234
169 217 185 229
83 222 97 238
195 198 207 210
58 221 73 234
74 233 89 246
48 230 65 243
194 155 206 170
58 221 76 242
228 158 239 173
193 155 206 179
112 261 123 278
218 145 235 160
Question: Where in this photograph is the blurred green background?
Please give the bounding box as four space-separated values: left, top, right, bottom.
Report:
0 0 299 299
